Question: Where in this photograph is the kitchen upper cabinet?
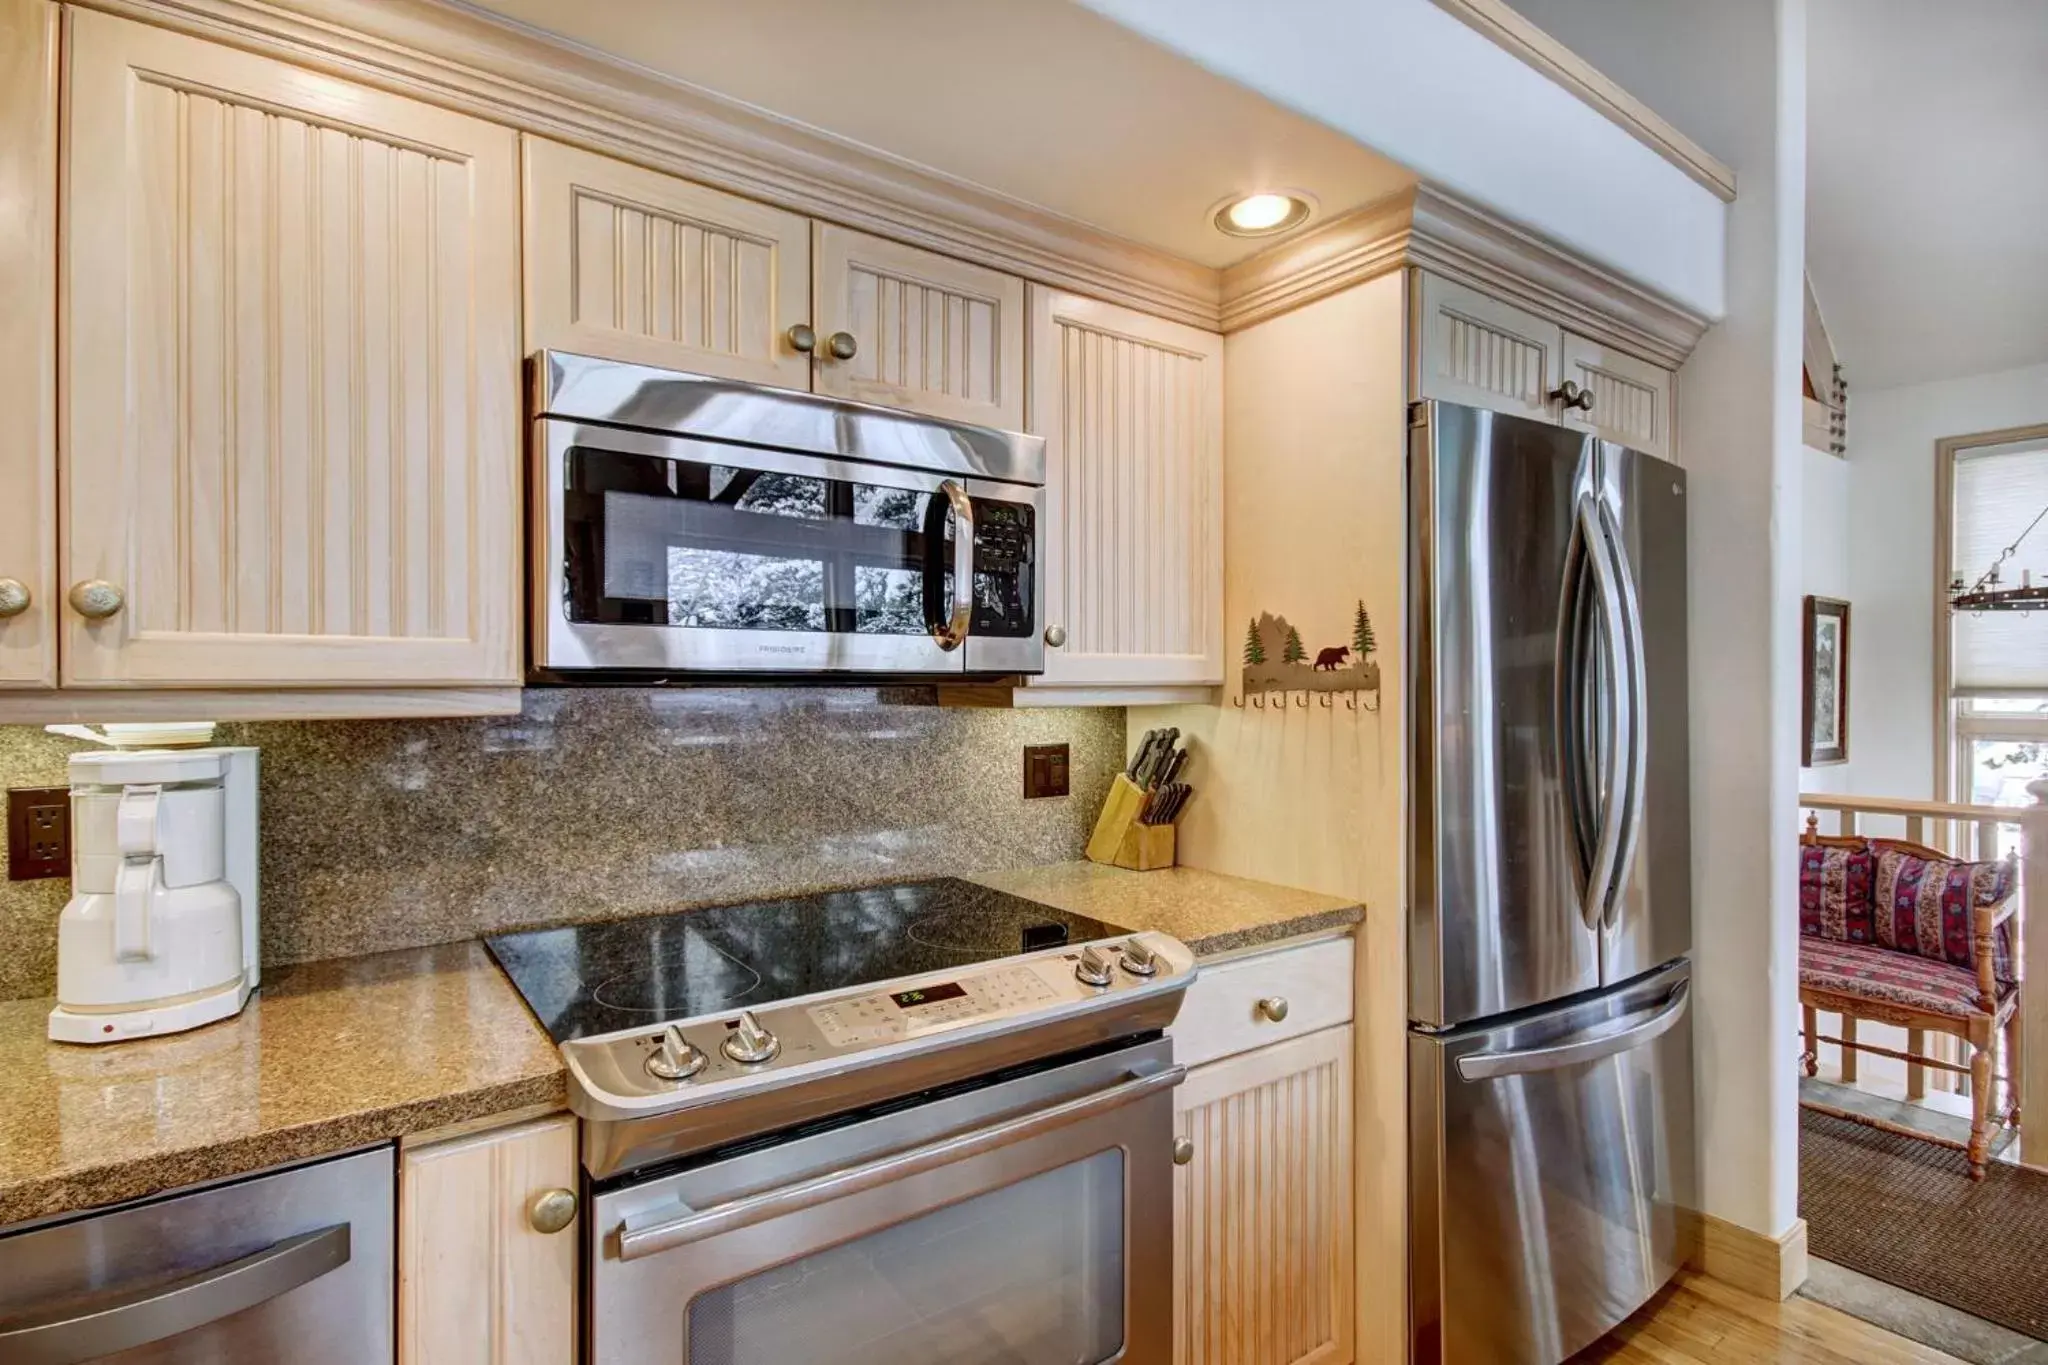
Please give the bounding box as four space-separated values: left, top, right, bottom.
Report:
400 1113 579 1365
0 0 56 688
1561 332 1675 462
813 224 1027 430
1176 1024 1356 1365
63 10 520 688
1027 288 1224 690
524 136 814 390
1413 272 1565 423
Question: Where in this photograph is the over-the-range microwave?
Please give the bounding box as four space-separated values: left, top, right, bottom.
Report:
529 351 1047 680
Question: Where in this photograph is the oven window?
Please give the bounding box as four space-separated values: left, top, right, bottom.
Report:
684 1150 1125 1364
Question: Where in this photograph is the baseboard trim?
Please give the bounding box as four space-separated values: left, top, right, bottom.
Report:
1680 1209 1810 1301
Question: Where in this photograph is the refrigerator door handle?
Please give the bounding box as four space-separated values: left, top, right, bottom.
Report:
1454 981 1690 1081
1577 494 1630 933
1597 499 1651 931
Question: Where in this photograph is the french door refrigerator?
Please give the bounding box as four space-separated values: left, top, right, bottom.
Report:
1408 400 1696 1365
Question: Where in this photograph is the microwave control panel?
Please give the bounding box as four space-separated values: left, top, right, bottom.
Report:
970 498 1036 638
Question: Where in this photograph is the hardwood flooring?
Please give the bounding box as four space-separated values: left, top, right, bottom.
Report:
1572 1271 1968 1364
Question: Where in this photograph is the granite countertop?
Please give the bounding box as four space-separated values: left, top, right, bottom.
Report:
0 940 564 1228
967 862 1363 957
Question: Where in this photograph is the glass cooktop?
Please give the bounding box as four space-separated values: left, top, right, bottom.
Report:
484 878 1130 1043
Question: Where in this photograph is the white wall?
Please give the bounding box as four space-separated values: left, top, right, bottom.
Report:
1075 0 1727 317
1800 445 1853 795
1838 360 2048 799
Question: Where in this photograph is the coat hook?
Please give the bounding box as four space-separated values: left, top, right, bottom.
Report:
1232 694 1246 708
1251 693 1266 709
1294 691 1308 708
1319 693 1332 708
1344 693 1358 711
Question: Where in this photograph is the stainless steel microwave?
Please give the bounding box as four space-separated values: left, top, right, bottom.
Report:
529 352 1047 680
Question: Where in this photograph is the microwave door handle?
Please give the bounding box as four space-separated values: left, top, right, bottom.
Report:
1576 495 1628 933
927 479 975 651
1597 500 1650 930
615 1064 1185 1263
0 1224 351 1365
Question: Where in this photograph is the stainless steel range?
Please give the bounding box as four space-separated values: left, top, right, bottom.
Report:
486 879 1195 1365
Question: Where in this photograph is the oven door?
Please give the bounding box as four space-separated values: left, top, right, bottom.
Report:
588 1038 1178 1365
535 417 1043 677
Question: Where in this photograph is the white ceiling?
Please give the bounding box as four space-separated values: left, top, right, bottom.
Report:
1807 0 2048 390
454 0 1416 269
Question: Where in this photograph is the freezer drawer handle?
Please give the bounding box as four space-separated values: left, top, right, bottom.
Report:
1454 982 1689 1082
615 1065 1185 1262
0 1223 351 1365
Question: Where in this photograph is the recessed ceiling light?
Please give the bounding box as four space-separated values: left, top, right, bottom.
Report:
1214 192 1313 238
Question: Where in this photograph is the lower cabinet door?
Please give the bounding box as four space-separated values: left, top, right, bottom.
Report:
400 1113 579 1365
1175 1025 1355 1365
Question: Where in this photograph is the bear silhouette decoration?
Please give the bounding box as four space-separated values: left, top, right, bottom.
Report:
1313 646 1351 671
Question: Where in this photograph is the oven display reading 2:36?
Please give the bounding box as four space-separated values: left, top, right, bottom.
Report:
890 982 969 1009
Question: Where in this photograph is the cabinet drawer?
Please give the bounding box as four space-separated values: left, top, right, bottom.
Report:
1171 937 1354 1069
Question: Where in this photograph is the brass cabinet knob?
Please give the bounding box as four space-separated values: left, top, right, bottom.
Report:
1256 996 1290 1023
68 580 124 620
786 323 818 354
825 331 859 361
1043 624 1067 648
1172 1136 1195 1166
1549 380 1596 413
0 578 28 619
528 1187 578 1235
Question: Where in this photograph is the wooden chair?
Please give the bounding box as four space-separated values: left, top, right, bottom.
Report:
1797 820 2022 1179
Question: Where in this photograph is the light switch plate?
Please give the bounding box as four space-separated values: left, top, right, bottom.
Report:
1023 744 1070 799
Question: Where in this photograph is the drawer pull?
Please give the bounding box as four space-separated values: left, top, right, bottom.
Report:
786 323 818 354
1256 996 1289 1023
0 578 28 618
825 331 859 361
529 1188 578 1235
69 580 124 620
1172 1136 1195 1166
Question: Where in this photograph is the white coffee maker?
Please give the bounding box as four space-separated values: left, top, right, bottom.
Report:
47 746 260 1043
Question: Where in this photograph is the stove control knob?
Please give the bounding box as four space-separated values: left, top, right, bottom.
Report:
722 1010 781 1065
1075 945 1115 988
1119 939 1160 977
646 1025 707 1082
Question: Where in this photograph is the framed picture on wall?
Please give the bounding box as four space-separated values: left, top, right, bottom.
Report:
1802 596 1851 765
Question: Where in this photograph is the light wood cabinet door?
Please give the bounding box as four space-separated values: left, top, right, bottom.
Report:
1176 1025 1355 1365
1026 288 1224 689
400 1113 578 1365
812 224 1026 429
0 0 56 688
1562 332 1676 462
523 136 813 390
63 11 520 687
1412 271 1565 423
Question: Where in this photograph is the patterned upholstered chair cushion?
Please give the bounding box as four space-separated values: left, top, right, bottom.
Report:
1872 845 2017 983
1798 842 1876 943
1799 937 2015 1019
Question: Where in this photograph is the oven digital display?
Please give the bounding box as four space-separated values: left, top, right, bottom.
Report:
890 982 969 1009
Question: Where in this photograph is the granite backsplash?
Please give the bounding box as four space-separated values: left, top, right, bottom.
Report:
0 689 1124 1002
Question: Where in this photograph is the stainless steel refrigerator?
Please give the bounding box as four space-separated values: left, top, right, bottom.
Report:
1408 401 1697 1365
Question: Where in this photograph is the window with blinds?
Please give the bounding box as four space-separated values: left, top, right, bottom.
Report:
1951 439 2048 693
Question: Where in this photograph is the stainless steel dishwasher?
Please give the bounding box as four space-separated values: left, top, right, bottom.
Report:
0 1146 393 1363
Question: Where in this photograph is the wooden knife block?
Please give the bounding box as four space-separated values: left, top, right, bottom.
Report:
1085 774 1177 871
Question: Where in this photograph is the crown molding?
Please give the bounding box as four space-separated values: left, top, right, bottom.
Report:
72 0 1224 329
1218 189 1419 333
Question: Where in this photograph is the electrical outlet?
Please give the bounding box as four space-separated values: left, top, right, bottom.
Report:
7 787 70 881
1023 744 1070 799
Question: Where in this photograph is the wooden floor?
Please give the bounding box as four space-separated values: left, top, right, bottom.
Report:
1572 1271 1967 1365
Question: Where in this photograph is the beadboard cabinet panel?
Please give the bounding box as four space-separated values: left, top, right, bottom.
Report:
63 10 520 687
0 0 56 687
1028 288 1224 689
1413 270 1564 423
400 1113 578 1365
1175 1025 1356 1365
814 224 1026 429
524 136 813 390
1563 331 1676 462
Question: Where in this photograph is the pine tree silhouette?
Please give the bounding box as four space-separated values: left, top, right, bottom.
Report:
1353 601 1377 657
1243 617 1267 665
1282 626 1307 664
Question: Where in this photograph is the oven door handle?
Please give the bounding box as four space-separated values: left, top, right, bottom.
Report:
614 1064 1185 1262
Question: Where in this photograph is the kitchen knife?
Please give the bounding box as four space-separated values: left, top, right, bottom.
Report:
1157 746 1188 789
1126 730 1157 782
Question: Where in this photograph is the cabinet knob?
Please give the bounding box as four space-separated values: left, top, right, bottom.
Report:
825 331 859 362
1172 1136 1195 1166
1256 996 1289 1023
1043 624 1067 648
1549 380 1596 413
68 580 124 620
786 323 818 354
0 578 28 619
528 1187 578 1235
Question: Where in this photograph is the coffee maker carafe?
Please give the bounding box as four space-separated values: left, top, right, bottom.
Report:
48 747 260 1043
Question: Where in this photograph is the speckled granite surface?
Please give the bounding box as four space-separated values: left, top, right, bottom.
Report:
0 689 1123 1000
966 862 1363 957
0 941 563 1227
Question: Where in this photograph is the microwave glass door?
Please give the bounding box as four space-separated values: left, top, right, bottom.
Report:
540 423 1038 675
